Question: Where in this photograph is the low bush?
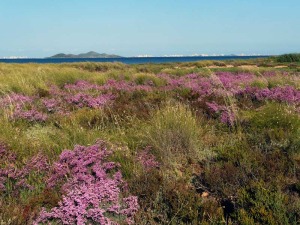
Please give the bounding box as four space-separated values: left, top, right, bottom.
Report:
244 103 300 154
276 54 300 63
140 101 211 166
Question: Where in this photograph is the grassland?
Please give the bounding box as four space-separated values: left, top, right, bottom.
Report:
0 58 300 224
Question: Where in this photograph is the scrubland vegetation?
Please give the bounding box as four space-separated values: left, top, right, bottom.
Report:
275 54 300 63
0 59 300 224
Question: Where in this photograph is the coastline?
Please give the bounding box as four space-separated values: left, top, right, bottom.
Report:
0 55 268 64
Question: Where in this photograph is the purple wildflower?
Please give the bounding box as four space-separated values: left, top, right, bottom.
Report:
206 101 236 125
12 108 48 122
65 93 114 109
42 98 60 112
64 80 101 91
36 141 139 225
137 147 160 170
237 85 300 104
0 150 49 193
0 93 33 108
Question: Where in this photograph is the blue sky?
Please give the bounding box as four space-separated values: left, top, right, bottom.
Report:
0 0 299 57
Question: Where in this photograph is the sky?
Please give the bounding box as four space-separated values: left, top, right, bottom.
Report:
0 0 299 58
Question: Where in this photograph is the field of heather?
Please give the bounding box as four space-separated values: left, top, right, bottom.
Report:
0 60 300 224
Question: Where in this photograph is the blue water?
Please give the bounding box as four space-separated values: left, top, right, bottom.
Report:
0 56 267 64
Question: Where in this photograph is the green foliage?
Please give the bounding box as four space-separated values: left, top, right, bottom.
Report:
132 72 166 86
74 62 127 72
131 170 224 225
244 103 300 154
237 184 295 225
140 101 212 165
276 53 300 63
250 79 268 88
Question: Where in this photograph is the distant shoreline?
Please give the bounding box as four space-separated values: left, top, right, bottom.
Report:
0 55 269 64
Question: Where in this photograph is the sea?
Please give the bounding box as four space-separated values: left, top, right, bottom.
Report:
0 56 267 64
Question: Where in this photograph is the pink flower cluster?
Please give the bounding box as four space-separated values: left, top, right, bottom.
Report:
238 86 300 104
157 72 299 124
0 144 49 193
0 93 47 122
0 72 299 124
206 102 235 125
65 93 115 109
0 93 33 109
158 72 252 99
45 84 116 112
0 85 115 122
12 109 48 122
137 147 160 170
158 72 300 104
216 72 254 93
42 98 60 112
35 141 139 225
64 80 100 91
0 141 139 224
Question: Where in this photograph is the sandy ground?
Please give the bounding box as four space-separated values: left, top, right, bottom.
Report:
205 65 234 68
274 65 288 68
238 65 258 69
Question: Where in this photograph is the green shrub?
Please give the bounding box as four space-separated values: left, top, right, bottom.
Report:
133 73 166 86
140 101 212 166
133 175 205 225
237 184 294 225
243 103 300 154
74 62 127 72
276 54 300 63
250 79 268 88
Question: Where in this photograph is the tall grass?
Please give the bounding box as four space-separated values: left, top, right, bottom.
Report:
140 101 213 166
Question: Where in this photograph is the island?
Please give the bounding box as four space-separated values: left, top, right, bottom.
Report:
48 51 122 58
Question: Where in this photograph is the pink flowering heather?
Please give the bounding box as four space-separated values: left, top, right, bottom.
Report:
206 101 236 125
0 143 16 163
0 93 33 109
0 148 49 193
0 93 48 122
102 79 136 92
216 71 254 83
46 82 116 110
220 110 236 126
206 101 227 113
42 98 61 112
184 73 300 117
158 73 237 100
65 93 115 109
215 72 254 93
1 72 297 127
48 84 66 97
64 80 101 91
269 86 300 103
12 108 48 122
35 141 139 225
0 142 7 157
100 79 154 93
0 143 14 191
85 93 115 108
237 85 300 104
262 71 277 77
137 147 160 170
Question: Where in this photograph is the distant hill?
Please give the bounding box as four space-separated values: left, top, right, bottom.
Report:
48 51 122 58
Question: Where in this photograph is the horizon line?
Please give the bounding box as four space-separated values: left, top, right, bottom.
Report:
0 53 275 59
